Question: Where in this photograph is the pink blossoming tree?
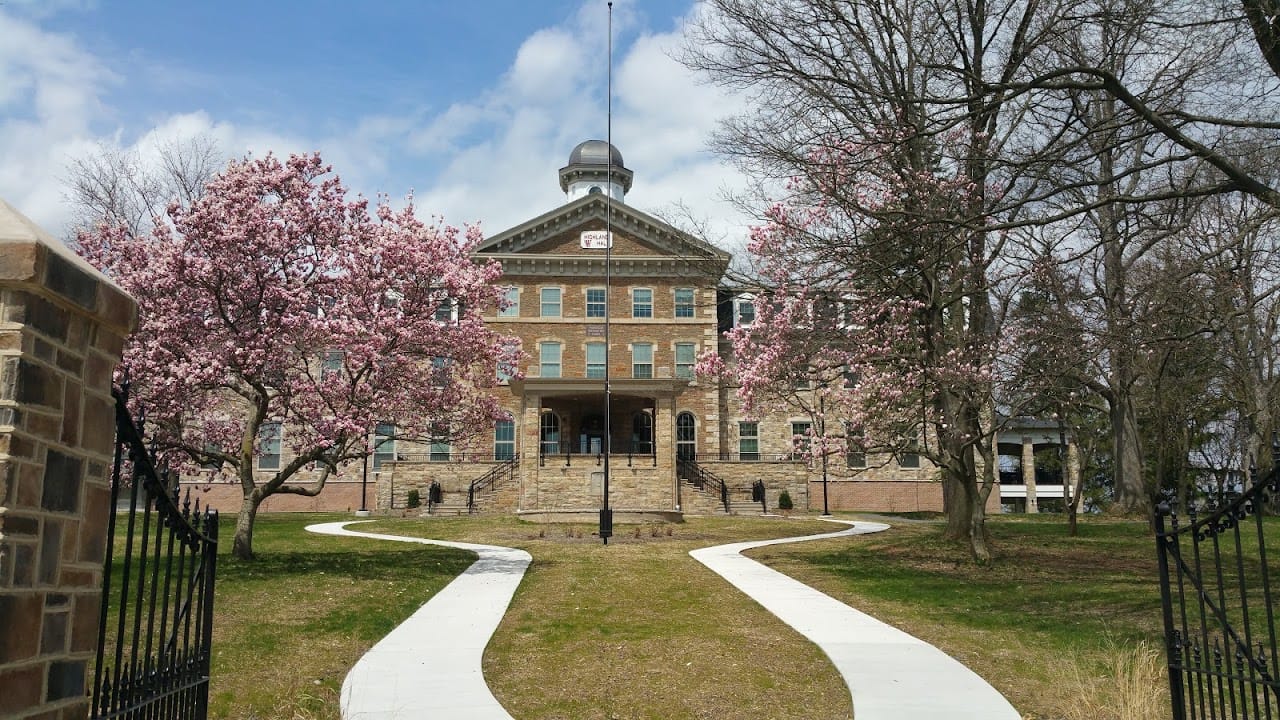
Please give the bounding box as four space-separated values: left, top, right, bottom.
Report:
78 153 518 559
700 135 1013 562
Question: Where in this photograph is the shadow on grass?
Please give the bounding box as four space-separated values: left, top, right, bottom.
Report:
219 547 476 583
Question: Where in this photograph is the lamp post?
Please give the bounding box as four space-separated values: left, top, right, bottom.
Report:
356 448 371 517
820 394 830 516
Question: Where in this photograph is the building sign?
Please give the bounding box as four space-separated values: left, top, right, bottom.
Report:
580 230 613 249
585 324 606 337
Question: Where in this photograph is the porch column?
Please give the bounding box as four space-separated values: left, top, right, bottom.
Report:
1021 436 1039 513
521 394 542 510
655 395 676 509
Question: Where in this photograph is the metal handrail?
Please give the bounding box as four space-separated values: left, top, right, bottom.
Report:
466 455 519 513
677 458 730 513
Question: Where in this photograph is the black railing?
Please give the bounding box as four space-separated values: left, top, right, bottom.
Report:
467 456 519 513
1156 467 1280 720
678 458 730 513
692 452 806 463
93 386 218 720
538 443 657 468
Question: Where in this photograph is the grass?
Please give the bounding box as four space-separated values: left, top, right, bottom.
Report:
204 514 478 719
749 513 1280 719
102 511 1273 719
359 515 853 720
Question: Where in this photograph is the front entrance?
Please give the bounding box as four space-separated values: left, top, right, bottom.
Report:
579 413 605 454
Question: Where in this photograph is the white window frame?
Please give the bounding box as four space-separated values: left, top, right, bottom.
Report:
498 286 520 317
739 422 759 461
586 342 606 378
674 288 695 318
632 342 653 379
373 422 396 470
494 420 516 460
539 342 562 378
674 342 696 379
586 287 607 318
632 288 653 318
540 287 562 317
257 422 282 471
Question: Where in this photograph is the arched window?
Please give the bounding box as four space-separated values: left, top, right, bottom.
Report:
676 412 696 461
540 412 561 456
631 411 653 454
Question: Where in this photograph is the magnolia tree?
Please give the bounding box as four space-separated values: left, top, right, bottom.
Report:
700 137 1014 562
78 153 519 559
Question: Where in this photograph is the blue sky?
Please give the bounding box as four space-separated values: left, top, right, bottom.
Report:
0 0 754 244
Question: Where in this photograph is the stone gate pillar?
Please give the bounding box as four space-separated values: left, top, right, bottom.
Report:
0 200 137 720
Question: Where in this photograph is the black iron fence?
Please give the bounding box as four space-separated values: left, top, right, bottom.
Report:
1156 467 1280 720
92 387 219 720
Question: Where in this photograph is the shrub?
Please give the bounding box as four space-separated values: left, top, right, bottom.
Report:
778 490 794 510
406 489 421 508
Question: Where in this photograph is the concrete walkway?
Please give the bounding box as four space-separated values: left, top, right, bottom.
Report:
690 519 1021 720
310 518 1019 720
305 521 530 720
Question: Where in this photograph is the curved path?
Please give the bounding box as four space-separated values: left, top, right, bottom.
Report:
305 521 529 720
310 518 1019 720
690 519 1020 720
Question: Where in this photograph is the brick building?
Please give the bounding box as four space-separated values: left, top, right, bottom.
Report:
190 141 1076 517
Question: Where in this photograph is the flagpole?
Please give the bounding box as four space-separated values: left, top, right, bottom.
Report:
600 0 615 545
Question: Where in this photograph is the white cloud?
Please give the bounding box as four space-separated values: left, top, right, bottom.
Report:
0 2 757 251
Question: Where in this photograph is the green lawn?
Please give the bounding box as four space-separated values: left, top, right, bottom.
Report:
100 511 1268 719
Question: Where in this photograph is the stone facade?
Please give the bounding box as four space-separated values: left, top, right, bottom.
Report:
0 200 136 720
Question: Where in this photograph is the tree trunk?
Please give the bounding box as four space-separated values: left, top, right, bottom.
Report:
233 492 261 560
1110 389 1148 515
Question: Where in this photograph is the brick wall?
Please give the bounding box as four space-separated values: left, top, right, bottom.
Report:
807 479 1003 514
0 201 137 720
178 480 370 514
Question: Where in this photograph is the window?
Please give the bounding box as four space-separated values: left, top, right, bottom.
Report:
632 343 653 379
739 422 759 461
498 286 519 317
632 412 653 454
431 356 450 387
675 288 695 318
676 412 696 461
373 422 396 470
494 420 515 460
632 288 653 318
257 422 282 470
539 342 562 378
899 440 921 468
434 300 453 323
586 287 606 318
429 440 451 462
199 442 223 471
737 299 755 326
321 351 343 381
675 342 696 379
540 412 560 456
791 422 813 456
586 342 606 378
540 287 561 317
846 424 866 468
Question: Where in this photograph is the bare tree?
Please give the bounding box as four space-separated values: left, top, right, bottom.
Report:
64 134 223 237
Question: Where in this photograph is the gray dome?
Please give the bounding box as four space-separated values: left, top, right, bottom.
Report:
568 140 625 169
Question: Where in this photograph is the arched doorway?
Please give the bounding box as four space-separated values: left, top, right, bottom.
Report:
676 412 696 461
